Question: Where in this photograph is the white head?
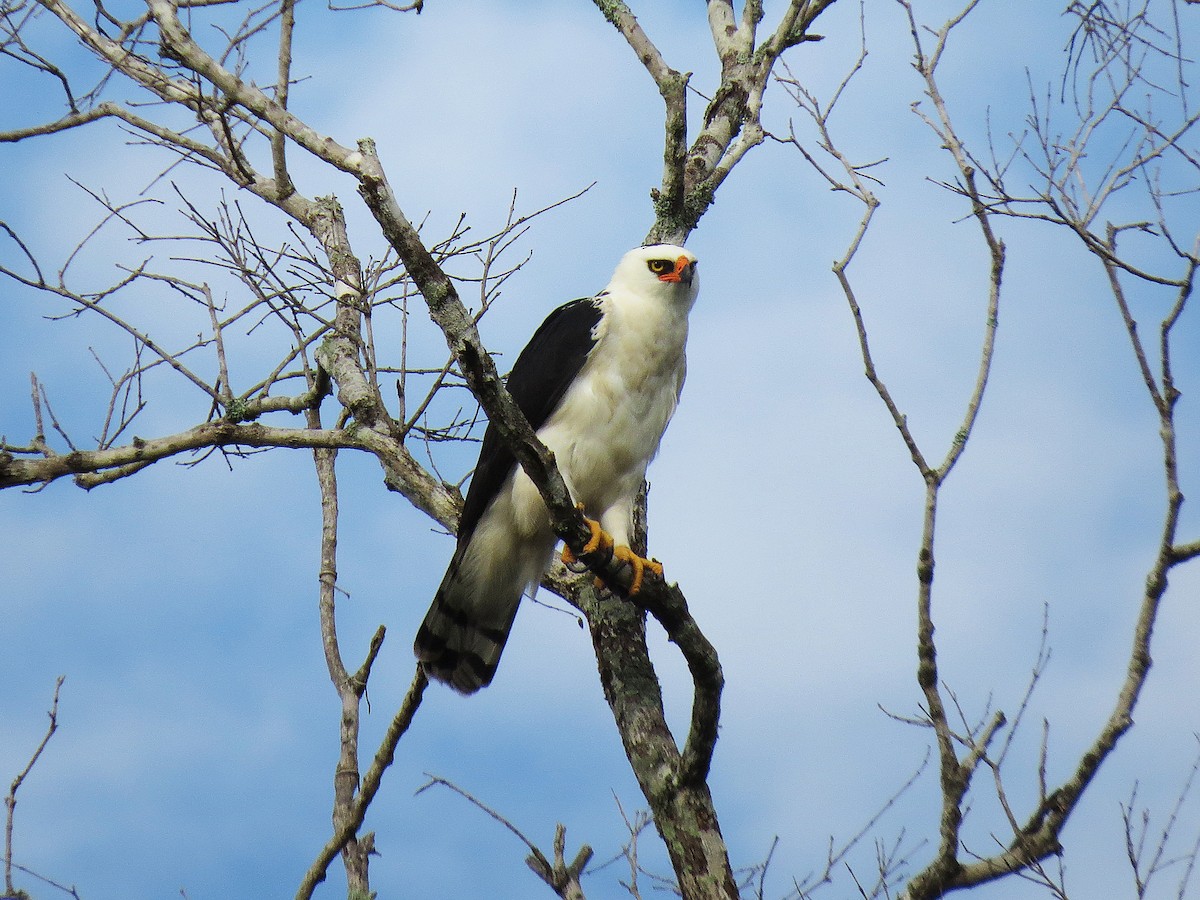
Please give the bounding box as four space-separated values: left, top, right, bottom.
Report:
607 244 699 310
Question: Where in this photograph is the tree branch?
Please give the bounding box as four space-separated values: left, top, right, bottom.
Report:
417 776 593 900
296 667 428 899
5 677 65 898
594 0 836 245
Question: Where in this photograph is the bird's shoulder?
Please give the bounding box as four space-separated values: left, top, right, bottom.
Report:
524 295 605 345
506 296 605 391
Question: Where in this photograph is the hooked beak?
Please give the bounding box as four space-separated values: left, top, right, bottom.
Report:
657 255 696 285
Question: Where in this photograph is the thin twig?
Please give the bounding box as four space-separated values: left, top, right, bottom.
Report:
5 676 65 897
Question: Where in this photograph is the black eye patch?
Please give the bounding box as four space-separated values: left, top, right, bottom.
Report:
646 259 673 274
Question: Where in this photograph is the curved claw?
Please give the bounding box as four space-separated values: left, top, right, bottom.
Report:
612 545 664 595
559 514 663 595
561 515 613 571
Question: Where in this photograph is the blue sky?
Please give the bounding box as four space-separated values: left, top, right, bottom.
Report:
3 1 1200 898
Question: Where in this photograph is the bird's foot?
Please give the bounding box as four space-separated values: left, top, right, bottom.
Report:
560 515 663 595
561 514 613 572
611 545 663 595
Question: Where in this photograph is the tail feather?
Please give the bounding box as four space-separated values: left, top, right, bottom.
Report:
414 564 523 693
415 515 555 694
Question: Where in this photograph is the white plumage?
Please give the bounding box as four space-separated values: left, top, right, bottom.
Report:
415 244 700 692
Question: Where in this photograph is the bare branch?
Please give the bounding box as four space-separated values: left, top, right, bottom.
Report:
594 0 836 244
5 676 65 898
296 666 428 899
526 824 593 900
1122 741 1200 900
416 776 592 900
892 2 1200 893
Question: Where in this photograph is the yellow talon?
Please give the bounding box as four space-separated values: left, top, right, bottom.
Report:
559 509 663 594
561 514 613 567
612 545 664 595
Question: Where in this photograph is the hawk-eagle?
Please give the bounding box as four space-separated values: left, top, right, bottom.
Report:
414 244 699 693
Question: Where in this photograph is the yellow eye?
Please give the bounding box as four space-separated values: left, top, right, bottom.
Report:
647 259 672 274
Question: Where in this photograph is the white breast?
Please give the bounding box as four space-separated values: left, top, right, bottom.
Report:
508 287 689 546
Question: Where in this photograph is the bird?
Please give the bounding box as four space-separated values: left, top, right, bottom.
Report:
413 243 700 693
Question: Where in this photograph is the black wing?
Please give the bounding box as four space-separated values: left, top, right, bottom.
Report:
456 297 604 546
